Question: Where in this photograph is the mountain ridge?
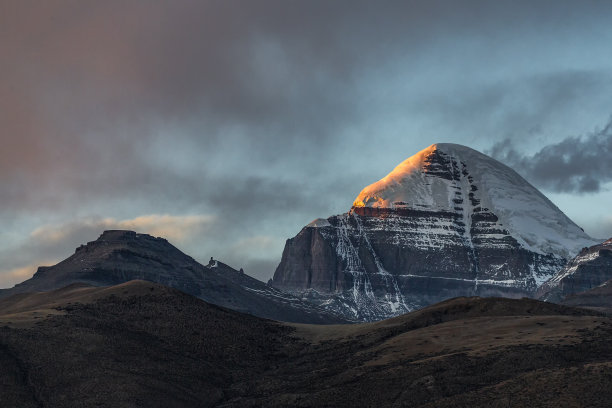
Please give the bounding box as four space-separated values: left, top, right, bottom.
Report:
353 143 595 257
539 237 612 304
0 230 348 324
273 143 597 321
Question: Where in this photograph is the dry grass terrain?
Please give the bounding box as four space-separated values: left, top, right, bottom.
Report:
1 282 611 407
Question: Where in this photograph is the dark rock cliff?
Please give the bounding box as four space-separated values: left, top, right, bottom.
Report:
272 144 589 321
273 210 565 321
0 230 347 324
539 238 612 303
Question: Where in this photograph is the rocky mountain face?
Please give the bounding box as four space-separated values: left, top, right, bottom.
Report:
272 143 597 321
562 279 612 314
0 230 347 324
539 238 612 304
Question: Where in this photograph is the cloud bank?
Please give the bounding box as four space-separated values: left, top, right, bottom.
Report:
2 1 612 286
490 119 612 193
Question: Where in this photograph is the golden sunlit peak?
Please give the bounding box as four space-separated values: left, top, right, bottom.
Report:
351 143 491 210
352 143 444 209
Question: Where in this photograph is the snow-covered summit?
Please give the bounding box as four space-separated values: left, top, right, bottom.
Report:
275 142 601 321
352 143 597 258
307 218 331 228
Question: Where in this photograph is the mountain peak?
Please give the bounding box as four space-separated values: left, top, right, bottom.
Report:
353 143 503 209
72 230 173 258
98 230 139 241
274 142 598 320
351 143 595 258
96 230 167 243
429 142 479 154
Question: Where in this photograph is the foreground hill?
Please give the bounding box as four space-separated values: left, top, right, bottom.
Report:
0 281 294 407
0 230 346 324
273 143 596 321
1 281 611 407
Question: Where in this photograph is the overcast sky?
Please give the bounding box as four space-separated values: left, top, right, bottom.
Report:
2 0 612 287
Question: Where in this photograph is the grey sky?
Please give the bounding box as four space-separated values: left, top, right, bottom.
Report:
2 1 612 286
489 119 612 193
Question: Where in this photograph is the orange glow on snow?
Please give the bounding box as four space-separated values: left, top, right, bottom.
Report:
352 144 439 208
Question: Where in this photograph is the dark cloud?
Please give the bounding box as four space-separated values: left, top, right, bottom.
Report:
0 1 371 213
413 70 612 144
2 1 612 284
490 118 612 193
3 0 611 212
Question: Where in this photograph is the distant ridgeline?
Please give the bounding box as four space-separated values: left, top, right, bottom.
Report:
0 144 605 324
0 230 348 324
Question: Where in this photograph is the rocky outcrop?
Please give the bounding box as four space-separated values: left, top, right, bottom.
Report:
0 230 348 324
561 278 612 314
274 210 566 321
273 143 596 321
539 238 612 303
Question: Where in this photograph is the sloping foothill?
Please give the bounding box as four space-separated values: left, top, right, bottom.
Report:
2 283 611 407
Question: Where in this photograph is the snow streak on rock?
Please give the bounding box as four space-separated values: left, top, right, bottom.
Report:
273 143 598 321
538 238 612 303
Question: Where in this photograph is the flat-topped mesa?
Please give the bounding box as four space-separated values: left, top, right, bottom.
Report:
85 230 168 246
98 229 139 241
273 143 599 321
72 231 178 265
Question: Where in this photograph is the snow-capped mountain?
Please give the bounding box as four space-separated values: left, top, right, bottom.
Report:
538 238 612 303
272 143 598 321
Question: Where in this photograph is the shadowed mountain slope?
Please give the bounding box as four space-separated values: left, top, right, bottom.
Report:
0 280 295 407
562 278 612 314
539 238 612 303
0 230 347 324
1 282 611 407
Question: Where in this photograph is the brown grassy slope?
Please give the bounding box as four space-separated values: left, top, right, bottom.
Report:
291 295 601 342
1 283 612 407
0 281 296 408
0 281 163 327
234 297 612 407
